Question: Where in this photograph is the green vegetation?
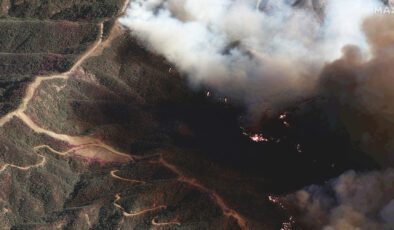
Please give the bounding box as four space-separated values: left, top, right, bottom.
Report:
8 0 125 21
0 20 99 54
0 0 108 116
0 0 288 228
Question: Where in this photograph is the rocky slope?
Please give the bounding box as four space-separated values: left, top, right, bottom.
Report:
0 1 385 230
0 1 289 229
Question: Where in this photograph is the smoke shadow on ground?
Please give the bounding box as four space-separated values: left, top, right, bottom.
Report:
157 92 379 193
71 32 378 195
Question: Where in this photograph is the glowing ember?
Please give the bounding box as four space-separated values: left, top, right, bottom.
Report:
296 144 302 153
268 195 286 209
280 216 295 230
268 195 295 229
279 113 287 120
279 113 291 127
268 195 279 203
250 134 269 142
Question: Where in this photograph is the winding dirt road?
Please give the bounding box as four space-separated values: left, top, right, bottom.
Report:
113 193 167 217
0 0 135 178
151 217 181 227
0 153 46 174
0 0 249 228
0 22 104 127
110 170 146 184
0 22 135 163
157 154 249 230
110 154 249 229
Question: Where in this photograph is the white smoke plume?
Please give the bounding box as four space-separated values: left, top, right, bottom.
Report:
287 13 394 227
119 2 394 227
286 168 394 230
318 13 394 166
119 0 383 118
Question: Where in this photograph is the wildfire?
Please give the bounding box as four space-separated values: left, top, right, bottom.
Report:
281 216 295 230
240 126 270 143
268 195 286 209
250 134 269 142
218 96 229 103
279 112 291 127
268 195 295 230
268 195 279 203
296 144 302 153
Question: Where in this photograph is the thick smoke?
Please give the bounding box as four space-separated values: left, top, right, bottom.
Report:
119 0 383 118
319 14 394 166
120 2 394 227
287 15 394 228
286 168 394 230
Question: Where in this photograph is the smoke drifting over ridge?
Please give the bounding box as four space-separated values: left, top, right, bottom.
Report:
119 2 394 227
288 15 394 227
286 168 394 229
119 0 383 117
120 0 394 166
318 14 394 166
